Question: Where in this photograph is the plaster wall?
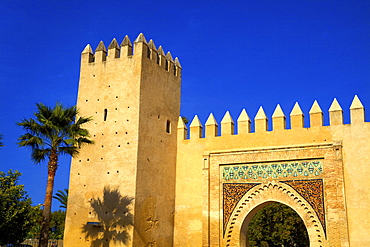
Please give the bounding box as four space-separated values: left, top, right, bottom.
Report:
331 121 370 246
174 112 370 246
133 42 181 246
65 37 181 247
65 44 141 247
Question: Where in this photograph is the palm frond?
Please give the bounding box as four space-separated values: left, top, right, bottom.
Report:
74 116 93 126
53 188 68 209
18 102 94 163
59 146 79 157
76 137 94 147
31 148 50 164
18 133 44 147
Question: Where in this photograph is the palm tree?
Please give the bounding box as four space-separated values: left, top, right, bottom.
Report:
53 188 68 209
18 102 93 247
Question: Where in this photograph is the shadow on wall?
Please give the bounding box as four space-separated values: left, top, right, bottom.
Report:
81 187 134 247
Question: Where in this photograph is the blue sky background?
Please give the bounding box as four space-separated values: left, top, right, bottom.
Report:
0 0 369 210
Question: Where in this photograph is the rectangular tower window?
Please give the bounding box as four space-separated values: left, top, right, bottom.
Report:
166 120 171 133
104 109 108 121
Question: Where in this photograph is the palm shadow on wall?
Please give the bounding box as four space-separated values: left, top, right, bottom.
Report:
81 187 134 247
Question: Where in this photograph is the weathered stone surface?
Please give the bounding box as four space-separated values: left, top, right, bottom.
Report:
65 34 181 247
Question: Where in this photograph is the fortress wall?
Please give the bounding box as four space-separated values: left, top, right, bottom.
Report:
65 34 181 247
175 97 369 246
133 38 181 246
331 122 370 246
65 38 142 247
175 125 333 246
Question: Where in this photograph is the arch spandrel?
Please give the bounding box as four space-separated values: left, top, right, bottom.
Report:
223 181 327 247
223 183 261 233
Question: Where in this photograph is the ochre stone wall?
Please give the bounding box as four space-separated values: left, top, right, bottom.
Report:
65 33 370 247
174 101 369 246
64 34 181 247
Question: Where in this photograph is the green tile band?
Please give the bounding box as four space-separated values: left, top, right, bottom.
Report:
222 160 323 181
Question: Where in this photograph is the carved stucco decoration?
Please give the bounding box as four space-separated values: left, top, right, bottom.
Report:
280 179 326 235
223 179 326 236
223 183 260 233
223 181 326 247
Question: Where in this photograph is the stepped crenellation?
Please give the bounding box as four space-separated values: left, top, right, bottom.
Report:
179 95 366 140
80 33 181 77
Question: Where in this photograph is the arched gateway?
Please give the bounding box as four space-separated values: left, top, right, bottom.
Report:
224 182 325 246
198 143 351 247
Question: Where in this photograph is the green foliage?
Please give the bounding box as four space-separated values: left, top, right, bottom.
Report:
17 102 94 164
49 210 66 239
0 170 40 245
26 209 42 239
53 189 68 209
248 202 309 247
17 102 93 247
26 209 66 240
181 116 189 125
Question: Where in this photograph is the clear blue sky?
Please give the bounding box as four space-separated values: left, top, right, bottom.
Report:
0 0 369 210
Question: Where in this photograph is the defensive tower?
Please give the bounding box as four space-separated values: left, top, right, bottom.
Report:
64 33 182 246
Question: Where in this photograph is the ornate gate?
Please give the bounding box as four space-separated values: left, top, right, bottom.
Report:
202 143 350 246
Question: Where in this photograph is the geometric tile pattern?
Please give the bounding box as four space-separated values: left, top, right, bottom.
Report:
281 179 326 236
223 183 260 234
222 160 323 181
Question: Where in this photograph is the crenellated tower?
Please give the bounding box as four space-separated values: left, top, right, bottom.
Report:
64 33 182 247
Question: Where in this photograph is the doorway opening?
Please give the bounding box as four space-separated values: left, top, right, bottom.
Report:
244 202 309 247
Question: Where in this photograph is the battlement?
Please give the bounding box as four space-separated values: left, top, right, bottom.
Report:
178 95 367 140
81 33 182 77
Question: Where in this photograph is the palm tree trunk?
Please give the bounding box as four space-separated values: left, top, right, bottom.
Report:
39 150 58 247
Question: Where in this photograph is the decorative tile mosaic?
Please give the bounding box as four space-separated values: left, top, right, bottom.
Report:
222 160 323 181
281 179 326 235
223 183 260 234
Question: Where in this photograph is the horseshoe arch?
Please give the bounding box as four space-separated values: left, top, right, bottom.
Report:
223 181 327 247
